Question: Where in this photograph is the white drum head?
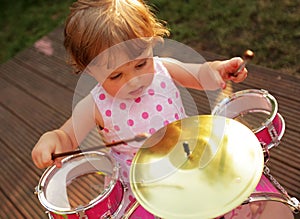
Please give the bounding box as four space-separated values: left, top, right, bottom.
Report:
37 151 118 214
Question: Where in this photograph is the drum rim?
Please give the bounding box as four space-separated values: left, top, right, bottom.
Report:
212 89 278 133
36 151 121 215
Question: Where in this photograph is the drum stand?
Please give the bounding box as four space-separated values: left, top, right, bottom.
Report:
243 166 300 214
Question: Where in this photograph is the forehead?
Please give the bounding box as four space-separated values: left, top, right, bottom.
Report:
85 38 154 82
90 38 153 71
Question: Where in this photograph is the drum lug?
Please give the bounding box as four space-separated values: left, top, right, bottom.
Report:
34 186 41 195
260 142 270 163
45 211 54 219
123 182 128 192
266 122 279 144
76 205 88 219
101 211 113 219
290 197 300 213
261 89 269 97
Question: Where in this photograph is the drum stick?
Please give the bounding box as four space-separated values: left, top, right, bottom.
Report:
123 200 140 219
51 133 148 160
231 49 254 77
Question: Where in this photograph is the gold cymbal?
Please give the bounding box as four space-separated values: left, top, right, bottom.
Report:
130 115 264 219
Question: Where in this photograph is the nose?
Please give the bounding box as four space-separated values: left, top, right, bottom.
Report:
126 73 141 87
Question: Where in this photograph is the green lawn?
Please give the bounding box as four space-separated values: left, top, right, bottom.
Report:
0 0 74 63
151 0 300 76
1 0 299 76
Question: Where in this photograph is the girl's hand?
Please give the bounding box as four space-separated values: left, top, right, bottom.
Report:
209 57 248 89
31 130 72 169
219 57 248 84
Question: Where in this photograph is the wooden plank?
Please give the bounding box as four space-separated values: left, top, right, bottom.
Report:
0 189 25 219
0 103 103 219
14 47 77 91
0 59 74 117
0 77 67 134
244 66 300 100
0 105 46 218
0 77 64 218
0 148 46 218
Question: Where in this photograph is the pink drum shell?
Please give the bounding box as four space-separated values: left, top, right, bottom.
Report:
255 113 285 149
255 173 279 193
212 89 285 149
36 151 125 219
48 180 124 219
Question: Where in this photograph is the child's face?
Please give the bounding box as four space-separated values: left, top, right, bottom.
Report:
102 58 154 99
87 38 155 99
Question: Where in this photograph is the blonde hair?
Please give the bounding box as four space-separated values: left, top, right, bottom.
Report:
64 0 170 73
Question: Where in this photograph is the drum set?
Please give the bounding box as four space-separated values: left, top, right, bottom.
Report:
35 89 300 219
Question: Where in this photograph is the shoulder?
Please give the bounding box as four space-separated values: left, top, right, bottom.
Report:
152 56 173 78
90 83 103 97
89 85 106 127
76 93 104 128
75 93 96 112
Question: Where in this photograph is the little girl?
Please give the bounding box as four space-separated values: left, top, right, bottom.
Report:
32 0 249 218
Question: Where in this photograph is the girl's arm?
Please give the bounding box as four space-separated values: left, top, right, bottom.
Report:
31 94 97 169
161 57 247 90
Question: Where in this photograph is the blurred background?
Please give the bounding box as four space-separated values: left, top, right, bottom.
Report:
0 0 299 76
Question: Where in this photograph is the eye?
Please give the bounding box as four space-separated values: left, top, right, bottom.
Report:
109 72 122 80
136 59 147 69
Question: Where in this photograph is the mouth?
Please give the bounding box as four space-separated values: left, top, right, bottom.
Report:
129 86 144 96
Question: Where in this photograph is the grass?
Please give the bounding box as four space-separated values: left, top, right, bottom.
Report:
0 0 74 63
1 0 299 76
150 0 300 76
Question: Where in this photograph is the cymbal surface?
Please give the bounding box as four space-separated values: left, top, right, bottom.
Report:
130 115 264 219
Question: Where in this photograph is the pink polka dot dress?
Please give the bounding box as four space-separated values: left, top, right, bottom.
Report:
91 57 187 216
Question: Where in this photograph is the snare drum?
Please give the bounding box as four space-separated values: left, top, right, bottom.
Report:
220 167 300 219
35 151 125 219
212 89 285 154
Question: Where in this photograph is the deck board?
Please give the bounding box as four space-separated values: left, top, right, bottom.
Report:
0 27 299 218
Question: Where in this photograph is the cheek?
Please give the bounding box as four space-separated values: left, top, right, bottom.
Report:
102 81 120 97
141 63 155 85
142 72 154 87
103 80 136 98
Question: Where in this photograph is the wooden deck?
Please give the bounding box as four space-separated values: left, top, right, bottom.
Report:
0 26 299 218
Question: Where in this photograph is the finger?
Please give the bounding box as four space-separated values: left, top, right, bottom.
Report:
54 159 63 168
32 157 40 169
231 69 248 82
51 145 65 168
32 149 47 169
35 156 52 169
224 57 244 75
40 151 54 167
